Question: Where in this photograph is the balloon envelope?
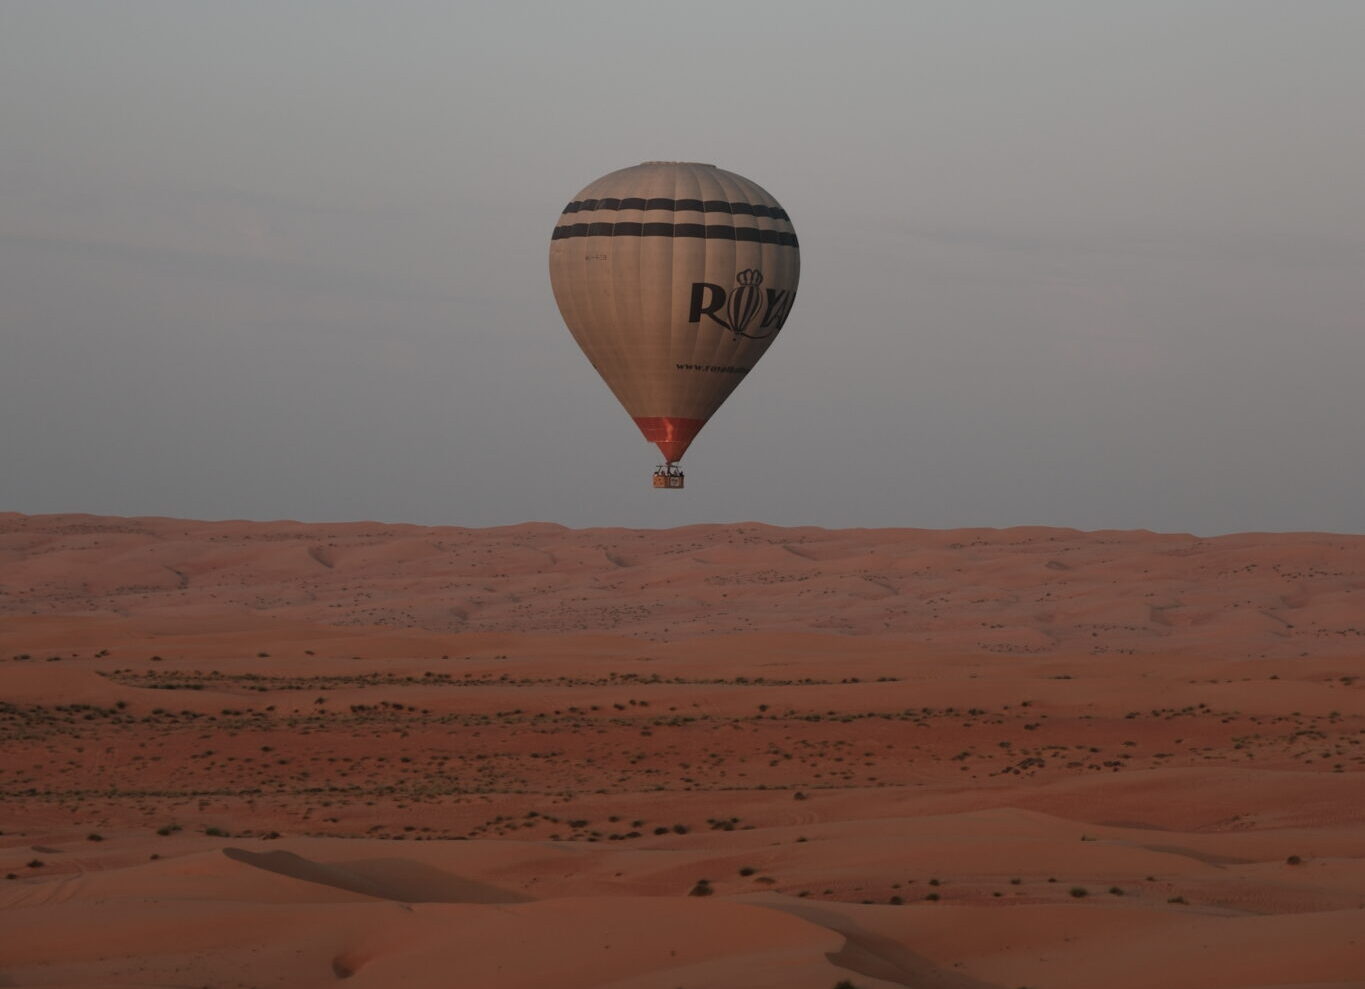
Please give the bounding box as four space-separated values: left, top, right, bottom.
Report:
549 162 800 463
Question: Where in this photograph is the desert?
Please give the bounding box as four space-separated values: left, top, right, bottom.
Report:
7 1 1365 986
1 512 1362 988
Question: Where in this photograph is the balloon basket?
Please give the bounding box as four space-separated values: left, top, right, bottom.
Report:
652 465 685 489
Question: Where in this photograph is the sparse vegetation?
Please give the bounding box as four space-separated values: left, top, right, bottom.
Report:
4 517 1364 987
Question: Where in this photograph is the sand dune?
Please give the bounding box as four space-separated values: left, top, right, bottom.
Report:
2 513 1363 987
5 512 1365 655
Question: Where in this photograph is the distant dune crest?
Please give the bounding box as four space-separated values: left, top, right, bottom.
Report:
3 513 1364 657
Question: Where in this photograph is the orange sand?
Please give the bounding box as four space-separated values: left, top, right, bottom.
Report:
1 513 1363 987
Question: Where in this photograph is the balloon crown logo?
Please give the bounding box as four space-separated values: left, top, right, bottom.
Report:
726 269 765 335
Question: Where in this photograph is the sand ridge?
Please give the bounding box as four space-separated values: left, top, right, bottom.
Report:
5 512 1365 656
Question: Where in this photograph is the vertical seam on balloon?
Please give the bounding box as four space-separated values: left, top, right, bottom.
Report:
699 166 744 404
592 180 633 415
684 162 711 424
693 163 726 415
602 189 629 422
554 189 598 385
578 186 613 401
584 181 632 414
663 163 683 436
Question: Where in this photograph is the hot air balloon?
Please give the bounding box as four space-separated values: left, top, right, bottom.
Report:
548 162 800 488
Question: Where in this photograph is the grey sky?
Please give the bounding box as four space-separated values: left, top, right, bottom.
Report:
2 1 1363 533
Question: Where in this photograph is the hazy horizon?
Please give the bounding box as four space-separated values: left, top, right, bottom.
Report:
4 2 1364 535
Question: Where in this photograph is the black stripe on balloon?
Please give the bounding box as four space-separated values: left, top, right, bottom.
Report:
551 224 798 247
562 198 791 221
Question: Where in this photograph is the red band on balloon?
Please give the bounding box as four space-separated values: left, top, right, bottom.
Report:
633 417 705 464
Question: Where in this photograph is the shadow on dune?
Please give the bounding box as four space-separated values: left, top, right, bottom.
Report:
221 847 530 904
755 898 1003 989
1139 843 1254 866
